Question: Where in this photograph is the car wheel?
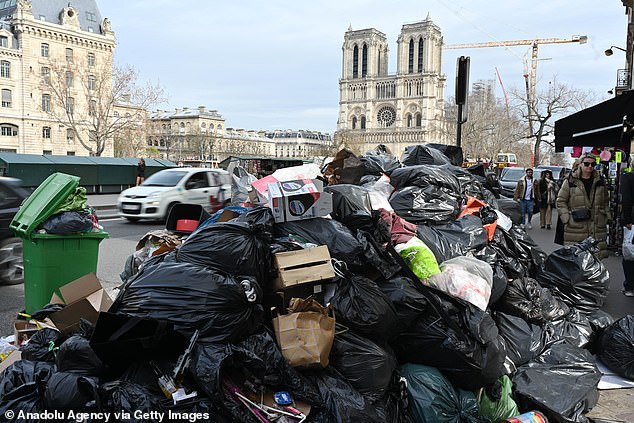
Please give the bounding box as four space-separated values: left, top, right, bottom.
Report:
125 217 140 222
0 237 24 285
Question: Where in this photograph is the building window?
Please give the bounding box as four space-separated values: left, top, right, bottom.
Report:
41 43 49 57
362 44 368 77
113 111 119 117
67 151 75 156
66 97 74 116
360 116 366 129
42 94 51 112
89 100 96 116
408 39 414 73
43 150 52 155
87 75 96 90
86 11 97 22
416 113 422 127
406 114 412 127
66 129 75 143
0 124 17 136
39 15 46 21
352 45 359 78
0 36 7 48
87 52 95 66
351 116 357 129
41 66 50 82
1 89 11 107
42 126 51 138
65 71 73 87
65 48 73 63
0 60 9 78
418 37 424 72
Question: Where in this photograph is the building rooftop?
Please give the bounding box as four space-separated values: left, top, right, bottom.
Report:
0 0 105 34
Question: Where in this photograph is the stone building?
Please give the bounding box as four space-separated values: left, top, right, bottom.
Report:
0 0 115 156
335 15 447 156
263 129 333 159
147 106 276 166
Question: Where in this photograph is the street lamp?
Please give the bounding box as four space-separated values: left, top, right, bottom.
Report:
605 46 627 56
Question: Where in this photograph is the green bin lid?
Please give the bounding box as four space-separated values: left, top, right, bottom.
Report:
10 172 80 238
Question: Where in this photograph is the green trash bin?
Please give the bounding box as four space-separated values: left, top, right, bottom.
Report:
10 172 109 313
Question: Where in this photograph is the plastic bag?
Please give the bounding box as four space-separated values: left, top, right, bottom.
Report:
112 255 263 343
99 381 164 422
394 237 440 280
477 375 519 423
400 363 485 423
545 309 594 349
623 227 634 260
390 186 461 225
361 150 401 176
56 336 103 375
324 184 373 229
494 312 550 370
19 328 64 362
598 315 634 380
426 256 492 311
330 330 398 401
401 144 451 166
40 210 94 234
43 371 99 412
0 360 55 422
330 272 399 342
416 215 488 263
512 342 601 423
495 277 570 324
536 238 610 312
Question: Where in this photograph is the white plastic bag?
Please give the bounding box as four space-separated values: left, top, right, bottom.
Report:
623 227 634 261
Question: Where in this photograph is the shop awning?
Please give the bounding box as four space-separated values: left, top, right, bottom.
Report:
554 90 634 152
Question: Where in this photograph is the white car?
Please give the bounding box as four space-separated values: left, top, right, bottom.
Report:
117 167 232 221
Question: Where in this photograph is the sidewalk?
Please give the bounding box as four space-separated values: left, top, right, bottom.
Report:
87 193 119 219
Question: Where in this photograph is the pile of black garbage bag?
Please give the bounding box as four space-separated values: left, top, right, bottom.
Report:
1 143 628 423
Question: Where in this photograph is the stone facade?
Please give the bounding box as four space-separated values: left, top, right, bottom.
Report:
0 0 115 156
263 129 333 159
336 15 448 156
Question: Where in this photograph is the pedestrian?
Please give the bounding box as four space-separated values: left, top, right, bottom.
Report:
556 153 610 258
620 159 634 296
136 158 146 186
535 169 558 229
513 167 536 229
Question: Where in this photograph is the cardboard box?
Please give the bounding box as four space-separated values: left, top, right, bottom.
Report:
267 179 333 223
0 350 21 376
274 246 335 290
48 273 113 335
13 320 39 346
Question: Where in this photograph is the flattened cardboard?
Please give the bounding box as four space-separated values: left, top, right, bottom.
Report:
274 246 335 289
48 273 113 334
0 350 21 376
13 320 39 346
267 179 333 223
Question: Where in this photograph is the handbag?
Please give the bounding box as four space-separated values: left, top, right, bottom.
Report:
571 208 591 221
623 228 634 260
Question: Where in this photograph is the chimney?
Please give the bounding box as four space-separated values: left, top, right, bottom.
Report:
198 105 206 113
175 108 181 114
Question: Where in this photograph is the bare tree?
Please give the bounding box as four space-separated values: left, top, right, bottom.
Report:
41 62 166 156
509 77 597 165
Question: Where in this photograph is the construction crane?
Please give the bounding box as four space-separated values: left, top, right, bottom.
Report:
445 35 588 137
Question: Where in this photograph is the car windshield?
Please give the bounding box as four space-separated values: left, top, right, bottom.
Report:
142 171 188 187
500 168 527 182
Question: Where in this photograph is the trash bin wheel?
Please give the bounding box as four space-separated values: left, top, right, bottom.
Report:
0 237 24 285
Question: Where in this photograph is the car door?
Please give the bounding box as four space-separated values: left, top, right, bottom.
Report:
181 170 213 211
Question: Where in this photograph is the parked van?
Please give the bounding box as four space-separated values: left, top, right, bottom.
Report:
117 167 231 221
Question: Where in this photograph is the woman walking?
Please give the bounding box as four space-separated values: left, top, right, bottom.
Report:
556 153 610 258
136 158 146 186
536 170 558 229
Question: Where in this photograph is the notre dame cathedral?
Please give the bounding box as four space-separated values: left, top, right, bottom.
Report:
335 15 448 156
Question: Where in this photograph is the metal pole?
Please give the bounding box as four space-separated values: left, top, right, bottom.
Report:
456 104 463 148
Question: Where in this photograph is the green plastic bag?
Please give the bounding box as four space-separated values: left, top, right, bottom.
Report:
54 186 87 213
394 237 440 280
477 375 519 423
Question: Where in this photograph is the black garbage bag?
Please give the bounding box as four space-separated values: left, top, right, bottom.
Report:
361 150 402 176
598 315 634 380
99 381 164 423
495 277 570 324
386 262 506 391
416 214 489 263
112 255 263 343
489 226 547 279
376 276 429 330
440 163 490 201
494 312 550 369
56 336 103 376
426 143 464 167
472 246 508 305
512 342 601 423
536 238 610 312
545 309 594 349
329 330 398 401
401 144 451 166
190 330 322 423
330 273 398 343
28 304 65 321
400 363 485 423
275 218 365 266
0 361 55 423
303 367 386 423
177 211 273 283
324 184 373 230
40 210 94 234
20 328 64 362
373 371 415 423
390 165 461 192
390 186 461 224
43 371 99 412
496 197 522 225
584 309 614 353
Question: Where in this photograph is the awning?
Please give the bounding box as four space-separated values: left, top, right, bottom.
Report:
554 90 634 152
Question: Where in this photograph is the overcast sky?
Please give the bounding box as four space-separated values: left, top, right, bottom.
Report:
99 1 627 134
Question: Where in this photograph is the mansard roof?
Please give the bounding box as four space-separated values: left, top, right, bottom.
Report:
0 0 105 33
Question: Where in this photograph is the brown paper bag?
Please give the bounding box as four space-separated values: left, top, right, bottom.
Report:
272 297 335 368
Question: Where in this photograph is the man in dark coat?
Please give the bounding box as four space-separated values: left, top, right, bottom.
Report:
620 163 634 296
